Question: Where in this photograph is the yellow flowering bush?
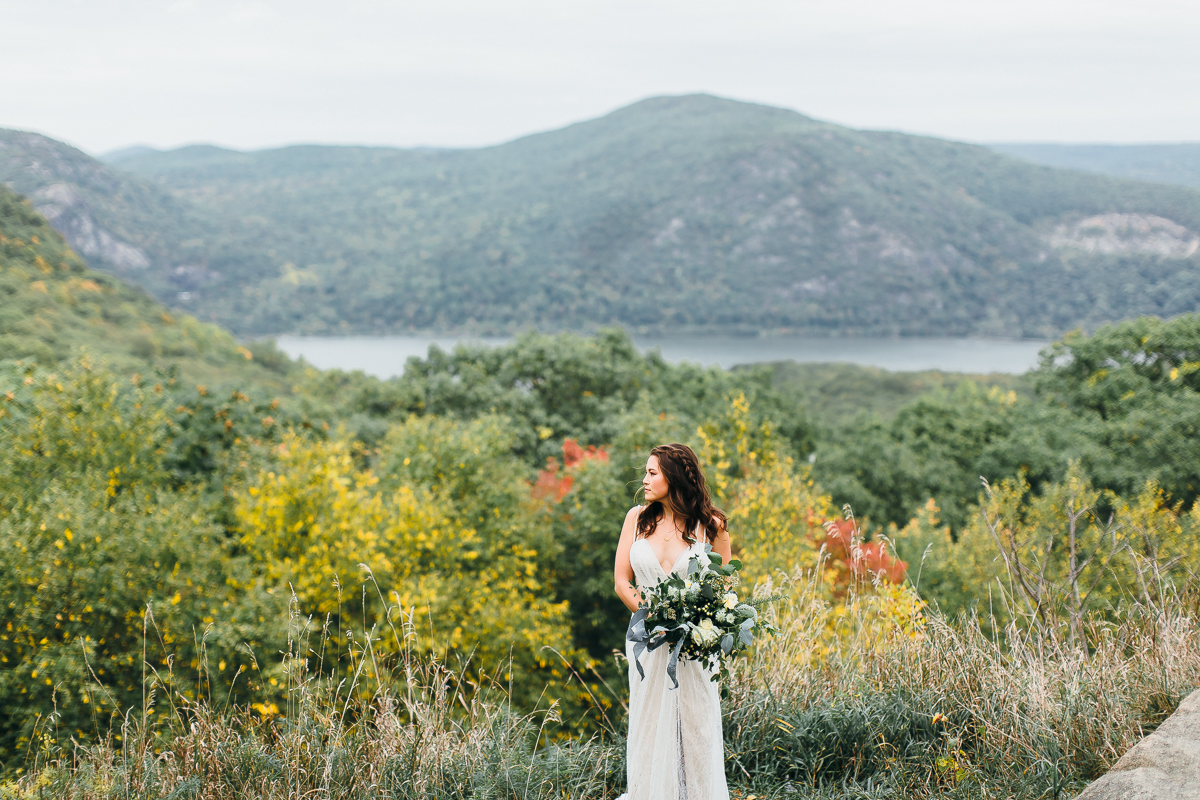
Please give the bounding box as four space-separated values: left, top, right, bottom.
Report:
692 393 924 667
725 456 832 586
236 417 580 709
695 391 833 583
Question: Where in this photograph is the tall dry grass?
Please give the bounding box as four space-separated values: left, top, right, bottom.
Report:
725 563 1200 799
3 598 626 800
5 568 1198 799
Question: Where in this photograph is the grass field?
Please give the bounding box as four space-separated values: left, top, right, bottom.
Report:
4 560 1193 800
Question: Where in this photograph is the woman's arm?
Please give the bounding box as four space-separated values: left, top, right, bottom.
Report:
712 517 733 567
613 505 643 613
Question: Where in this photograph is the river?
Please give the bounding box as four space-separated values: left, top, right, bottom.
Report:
274 334 1049 377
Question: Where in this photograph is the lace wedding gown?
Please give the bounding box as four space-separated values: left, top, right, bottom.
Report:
621 536 729 800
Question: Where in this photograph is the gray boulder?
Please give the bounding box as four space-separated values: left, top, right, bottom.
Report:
1075 689 1200 800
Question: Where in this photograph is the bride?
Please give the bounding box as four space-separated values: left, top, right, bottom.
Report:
613 443 732 800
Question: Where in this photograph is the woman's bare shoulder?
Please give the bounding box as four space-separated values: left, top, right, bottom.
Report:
619 506 644 542
624 506 643 532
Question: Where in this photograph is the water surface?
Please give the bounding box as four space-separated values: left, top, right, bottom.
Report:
274 334 1049 378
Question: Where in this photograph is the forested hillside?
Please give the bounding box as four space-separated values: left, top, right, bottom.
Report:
0 129 213 304
6 94 1200 338
0 184 290 390
993 142 1200 189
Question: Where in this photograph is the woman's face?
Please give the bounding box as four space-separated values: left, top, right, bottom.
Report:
643 455 669 504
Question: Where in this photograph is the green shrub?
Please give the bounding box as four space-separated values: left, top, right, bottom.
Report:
0 360 287 766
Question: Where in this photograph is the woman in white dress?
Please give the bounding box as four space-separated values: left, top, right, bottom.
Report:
613 443 732 800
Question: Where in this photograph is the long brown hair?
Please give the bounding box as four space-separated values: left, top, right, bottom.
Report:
636 443 726 545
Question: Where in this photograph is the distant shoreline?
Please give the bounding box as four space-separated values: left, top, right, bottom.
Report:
273 332 1050 377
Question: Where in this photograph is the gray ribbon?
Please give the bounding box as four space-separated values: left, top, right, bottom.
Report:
626 607 688 690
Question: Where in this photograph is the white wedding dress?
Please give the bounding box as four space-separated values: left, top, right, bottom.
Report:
621 536 729 800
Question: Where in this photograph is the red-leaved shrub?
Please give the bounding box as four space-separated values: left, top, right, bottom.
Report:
533 439 608 501
821 518 907 592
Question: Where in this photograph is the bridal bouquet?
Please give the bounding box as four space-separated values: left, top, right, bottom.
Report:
627 546 779 687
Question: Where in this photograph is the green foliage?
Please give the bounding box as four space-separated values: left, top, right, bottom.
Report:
811 313 1200 536
0 360 286 766
543 456 634 659
162 383 290 488
893 466 1200 629
1032 314 1200 506
9 96 1200 338
813 383 1091 531
378 414 538 528
236 416 592 718
721 581 1200 799
296 327 815 466
760 361 1029 427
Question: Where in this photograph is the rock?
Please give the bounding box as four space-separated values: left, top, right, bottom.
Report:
32 182 150 270
1048 212 1200 258
1075 689 1200 800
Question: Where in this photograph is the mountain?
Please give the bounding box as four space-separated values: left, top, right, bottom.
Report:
6 95 1200 338
991 143 1200 189
100 144 161 163
0 129 218 307
0 182 292 389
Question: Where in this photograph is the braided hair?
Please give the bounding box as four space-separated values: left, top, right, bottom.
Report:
636 443 727 545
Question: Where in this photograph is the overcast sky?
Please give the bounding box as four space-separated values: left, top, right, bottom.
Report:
3 0 1197 155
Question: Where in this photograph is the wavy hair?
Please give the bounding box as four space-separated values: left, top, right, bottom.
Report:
636 443 726 545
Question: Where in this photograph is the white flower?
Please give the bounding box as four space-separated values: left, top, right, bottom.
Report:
722 592 739 610
684 580 700 599
691 618 720 647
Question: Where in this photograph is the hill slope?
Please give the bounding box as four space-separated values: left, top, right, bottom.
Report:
0 129 219 306
10 95 1200 337
0 183 291 390
991 143 1200 189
